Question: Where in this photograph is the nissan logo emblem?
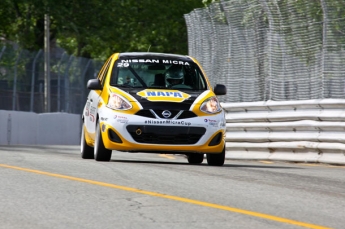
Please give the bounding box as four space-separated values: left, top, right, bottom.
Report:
162 110 172 118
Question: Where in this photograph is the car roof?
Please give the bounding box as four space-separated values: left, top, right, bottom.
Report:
118 52 193 62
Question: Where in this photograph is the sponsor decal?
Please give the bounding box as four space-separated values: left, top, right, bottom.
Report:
209 122 219 127
137 89 190 102
145 120 192 126
204 118 219 127
114 115 128 124
89 114 95 122
204 119 217 123
101 117 108 121
117 119 128 124
118 59 190 67
114 115 127 120
84 101 90 116
89 106 96 122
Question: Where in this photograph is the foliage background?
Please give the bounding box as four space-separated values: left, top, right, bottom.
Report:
0 0 204 60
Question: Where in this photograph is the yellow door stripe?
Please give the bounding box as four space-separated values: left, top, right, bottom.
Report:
0 164 331 229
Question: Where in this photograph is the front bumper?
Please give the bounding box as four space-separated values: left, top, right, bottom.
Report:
99 111 226 154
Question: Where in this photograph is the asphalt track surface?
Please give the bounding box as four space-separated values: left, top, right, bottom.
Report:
1 145 344 229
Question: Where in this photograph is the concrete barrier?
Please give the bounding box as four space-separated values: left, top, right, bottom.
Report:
0 110 80 145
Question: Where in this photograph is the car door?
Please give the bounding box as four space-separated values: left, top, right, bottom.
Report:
84 57 113 135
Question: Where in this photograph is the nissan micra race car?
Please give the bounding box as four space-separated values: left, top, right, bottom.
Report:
81 52 227 165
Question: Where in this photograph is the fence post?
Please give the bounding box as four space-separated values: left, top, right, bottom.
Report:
320 0 327 99
30 50 42 112
12 50 23 110
64 56 74 112
57 51 66 112
259 0 274 100
0 46 6 60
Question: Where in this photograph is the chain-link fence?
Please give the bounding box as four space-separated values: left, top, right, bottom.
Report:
0 45 103 114
185 0 345 102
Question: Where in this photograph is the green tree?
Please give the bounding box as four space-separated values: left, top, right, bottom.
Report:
0 0 204 60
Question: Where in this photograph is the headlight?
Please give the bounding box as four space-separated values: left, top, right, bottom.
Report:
107 93 132 110
200 96 221 114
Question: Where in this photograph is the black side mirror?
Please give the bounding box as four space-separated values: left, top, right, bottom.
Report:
87 79 103 90
214 84 226 95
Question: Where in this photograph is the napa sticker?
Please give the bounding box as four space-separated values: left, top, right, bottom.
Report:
137 89 191 102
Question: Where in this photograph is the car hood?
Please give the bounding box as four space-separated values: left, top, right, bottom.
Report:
121 88 205 110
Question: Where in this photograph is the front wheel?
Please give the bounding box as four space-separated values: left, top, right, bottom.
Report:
187 153 204 164
206 147 225 166
94 121 112 161
81 122 94 159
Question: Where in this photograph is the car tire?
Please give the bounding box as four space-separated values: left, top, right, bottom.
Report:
81 123 94 159
187 153 204 164
206 147 225 166
94 121 112 161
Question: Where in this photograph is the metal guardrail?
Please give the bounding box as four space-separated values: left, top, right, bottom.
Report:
222 99 345 164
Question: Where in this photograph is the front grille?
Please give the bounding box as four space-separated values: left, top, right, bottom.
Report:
126 125 206 144
177 111 197 119
135 110 155 118
135 109 197 119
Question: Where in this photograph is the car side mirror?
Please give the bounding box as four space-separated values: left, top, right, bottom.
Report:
87 79 103 90
214 84 226 95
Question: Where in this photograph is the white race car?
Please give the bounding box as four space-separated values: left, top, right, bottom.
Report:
81 52 227 165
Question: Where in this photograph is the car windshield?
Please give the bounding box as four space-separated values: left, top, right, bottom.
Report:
110 58 208 90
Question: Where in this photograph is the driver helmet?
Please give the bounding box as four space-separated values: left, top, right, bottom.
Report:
165 65 184 85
